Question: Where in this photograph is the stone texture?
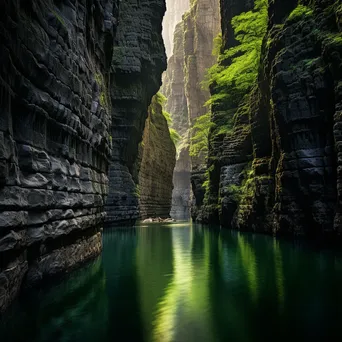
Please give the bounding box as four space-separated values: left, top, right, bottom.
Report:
162 20 192 220
197 0 342 240
105 0 167 226
137 96 176 219
269 0 340 237
0 0 118 312
170 147 192 220
162 0 221 220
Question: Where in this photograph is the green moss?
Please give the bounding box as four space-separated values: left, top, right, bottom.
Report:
226 166 271 209
134 184 140 198
155 92 167 107
226 184 243 202
203 167 213 205
170 128 181 145
323 33 342 47
150 93 181 148
204 0 268 108
95 73 110 110
212 34 223 57
162 110 171 123
287 5 313 22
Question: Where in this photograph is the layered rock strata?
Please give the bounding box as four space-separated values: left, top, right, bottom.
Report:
197 0 342 239
137 96 176 219
105 0 167 226
162 21 192 220
162 0 221 220
170 147 192 220
0 0 118 313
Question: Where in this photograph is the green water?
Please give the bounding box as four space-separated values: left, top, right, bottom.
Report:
1 222 342 342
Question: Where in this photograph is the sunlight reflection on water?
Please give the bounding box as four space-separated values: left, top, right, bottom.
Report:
1 222 342 342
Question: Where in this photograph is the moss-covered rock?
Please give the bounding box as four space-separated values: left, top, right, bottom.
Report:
198 0 342 240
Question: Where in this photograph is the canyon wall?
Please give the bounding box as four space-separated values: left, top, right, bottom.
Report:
162 0 221 220
0 0 118 313
162 21 192 220
0 0 170 313
196 0 342 239
105 0 167 226
138 95 176 219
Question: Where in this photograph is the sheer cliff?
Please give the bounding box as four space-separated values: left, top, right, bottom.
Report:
138 94 176 219
105 0 167 226
196 0 342 240
162 21 192 220
0 0 170 313
0 0 118 312
162 0 221 220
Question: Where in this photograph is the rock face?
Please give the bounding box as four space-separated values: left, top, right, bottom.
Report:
137 95 176 219
163 20 192 220
0 0 118 312
162 0 190 57
105 0 167 226
196 0 342 240
0 0 169 313
170 147 192 220
162 0 221 220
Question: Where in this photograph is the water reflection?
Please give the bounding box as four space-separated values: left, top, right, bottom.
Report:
1 223 342 342
237 233 258 303
148 226 215 341
0 258 108 342
273 239 285 312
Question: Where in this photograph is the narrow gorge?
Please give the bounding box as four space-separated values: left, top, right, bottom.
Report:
163 0 342 240
192 0 342 240
162 0 221 220
0 0 175 313
1 0 342 340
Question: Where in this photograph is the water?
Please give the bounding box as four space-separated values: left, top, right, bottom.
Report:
2 222 342 342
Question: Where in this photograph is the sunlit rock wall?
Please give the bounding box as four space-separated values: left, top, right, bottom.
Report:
162 21 192 220
162 0 221 220
0 0 118 313
170 147 192 220
137 95 176 219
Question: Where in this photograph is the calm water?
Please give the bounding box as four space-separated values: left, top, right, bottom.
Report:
1 222 342 342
